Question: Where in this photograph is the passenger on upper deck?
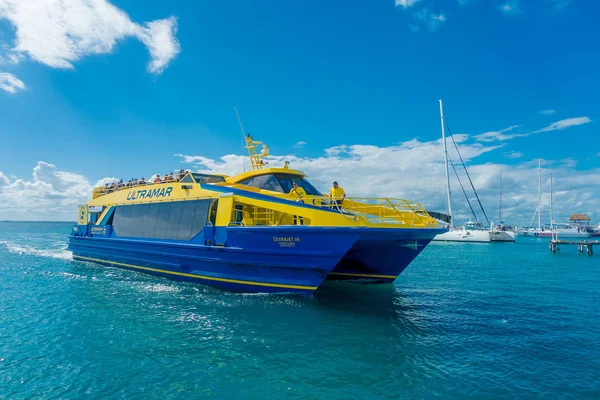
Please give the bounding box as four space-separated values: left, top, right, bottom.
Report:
329 181 346 207
289 181 306 201
95 168 192 197
289 181 306 225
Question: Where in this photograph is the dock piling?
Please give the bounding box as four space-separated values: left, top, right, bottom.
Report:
549 239 598 255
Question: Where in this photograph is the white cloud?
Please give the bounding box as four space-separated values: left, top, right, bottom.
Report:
137 16 181 74
412 10 446 32
94 177 119 187
395 1 446 33
428 13 446 31
500 0 520 14
532 117 592 133
475 117 592 143
0 71 25 93
474 125 525 142
0 161 92 220
293 141 307 149
0 0 180 75
559 158 577 168
395 0 421 8
539 109 556 115
504 151 524 159
0 171 10 186
0 44 23 64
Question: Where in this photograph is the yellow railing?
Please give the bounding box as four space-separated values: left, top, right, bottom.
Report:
284 195 437 226
231 205 298 226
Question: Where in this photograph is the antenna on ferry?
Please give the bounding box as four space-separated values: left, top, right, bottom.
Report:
233 104 246 172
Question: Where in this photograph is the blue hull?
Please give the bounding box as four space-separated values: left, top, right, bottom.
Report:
68 226 441 294
327 228 439 283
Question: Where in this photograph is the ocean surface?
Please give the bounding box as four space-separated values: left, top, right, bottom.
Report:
0 221 598 399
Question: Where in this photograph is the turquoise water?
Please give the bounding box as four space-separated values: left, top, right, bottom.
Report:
1 222 598 399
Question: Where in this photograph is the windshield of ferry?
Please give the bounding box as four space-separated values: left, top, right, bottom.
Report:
240 173 322 196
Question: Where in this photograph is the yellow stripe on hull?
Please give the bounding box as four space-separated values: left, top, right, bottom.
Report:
328 272 397 279
72 255 317 291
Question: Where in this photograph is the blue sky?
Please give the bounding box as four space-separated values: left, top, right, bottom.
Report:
0 0 598 223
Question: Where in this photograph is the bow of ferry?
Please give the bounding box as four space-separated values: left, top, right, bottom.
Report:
68 136 446 295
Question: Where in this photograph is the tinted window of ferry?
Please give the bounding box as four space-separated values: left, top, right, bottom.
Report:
153 202 171 238
180 174 194 183
112 200 213 240
240 174 283 192
275 174 322 196
165 201 183 239
239 173 322 195
191 173 226 184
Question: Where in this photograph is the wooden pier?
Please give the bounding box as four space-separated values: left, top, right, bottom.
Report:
549 239 599 254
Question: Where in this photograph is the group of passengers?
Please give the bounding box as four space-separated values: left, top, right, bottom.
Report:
98 169 188 195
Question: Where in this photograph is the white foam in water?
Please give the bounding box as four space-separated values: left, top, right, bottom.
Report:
57 271 87 280
138 283 182 293
0 240 73 261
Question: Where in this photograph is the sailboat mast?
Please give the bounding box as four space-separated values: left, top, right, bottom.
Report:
550 173 553 230
538 158 541 230
439 99 452 228
499 170 503 222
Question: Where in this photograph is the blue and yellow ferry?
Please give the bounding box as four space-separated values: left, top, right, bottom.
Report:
68 136 446 295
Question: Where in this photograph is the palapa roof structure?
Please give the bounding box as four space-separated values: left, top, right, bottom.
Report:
568 213 590 221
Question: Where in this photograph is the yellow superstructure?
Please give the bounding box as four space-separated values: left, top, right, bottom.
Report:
86 135 439 230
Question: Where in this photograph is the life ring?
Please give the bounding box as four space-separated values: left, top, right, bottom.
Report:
534 232 539 237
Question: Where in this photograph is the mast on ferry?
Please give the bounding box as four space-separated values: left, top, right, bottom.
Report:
439 99 452 228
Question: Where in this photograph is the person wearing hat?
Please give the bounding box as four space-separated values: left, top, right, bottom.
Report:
329 181 346 208
288 181 306 225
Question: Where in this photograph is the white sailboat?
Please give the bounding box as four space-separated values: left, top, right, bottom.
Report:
489 170 516 242
432 99 491 243
518 161 590 239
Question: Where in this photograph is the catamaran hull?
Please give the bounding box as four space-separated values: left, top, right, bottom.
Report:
68 226 443 294
326 228 442 282
432 229 491 242
68 227 356 295
489 231 516 242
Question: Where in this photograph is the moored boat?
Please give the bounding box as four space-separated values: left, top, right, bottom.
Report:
68 135 446 295
433 220 491 242
489 223 516 242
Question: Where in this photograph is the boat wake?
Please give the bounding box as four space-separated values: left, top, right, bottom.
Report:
0 240 73 261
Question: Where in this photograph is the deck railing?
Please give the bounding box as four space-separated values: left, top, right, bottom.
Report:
92 177 180 199
284 195 437 226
